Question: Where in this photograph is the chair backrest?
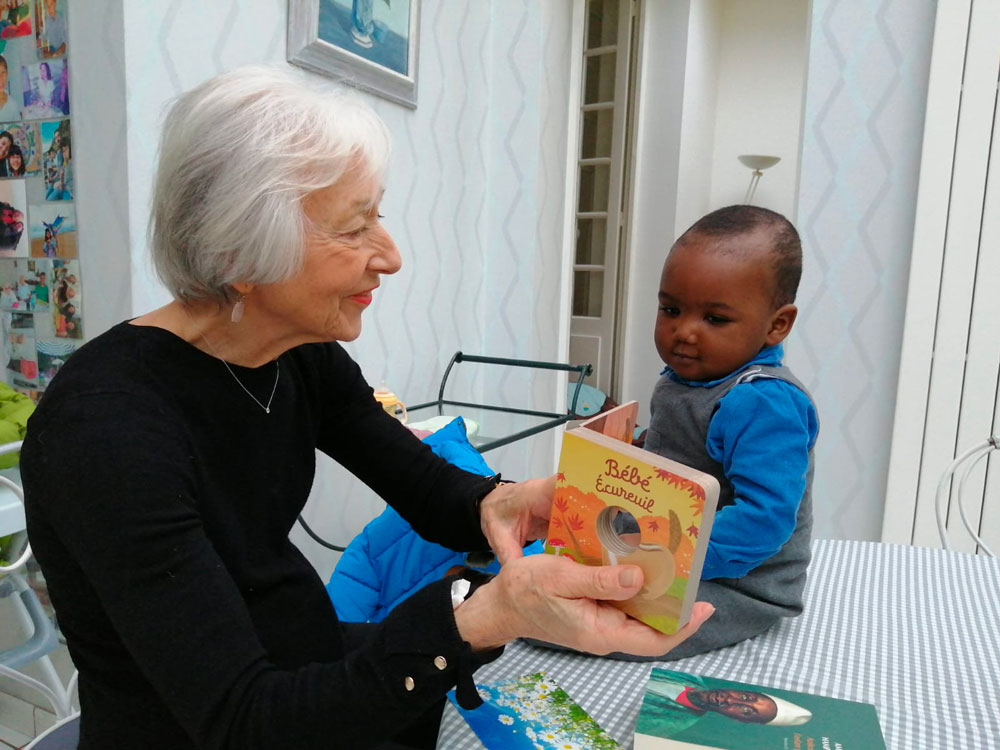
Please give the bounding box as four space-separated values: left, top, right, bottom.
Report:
24 713 80 749
0 439 78 720
935 437 997 556
0 440 29 575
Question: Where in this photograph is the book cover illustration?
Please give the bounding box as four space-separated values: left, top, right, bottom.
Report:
447 671 623 750
633 668 886 750
544 402 719 634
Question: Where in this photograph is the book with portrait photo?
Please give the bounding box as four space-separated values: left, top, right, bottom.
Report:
543 401 719 635
633 668 886 749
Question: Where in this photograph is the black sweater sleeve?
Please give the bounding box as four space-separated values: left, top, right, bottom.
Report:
309 343 494 552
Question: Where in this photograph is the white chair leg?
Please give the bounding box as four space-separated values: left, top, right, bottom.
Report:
955 445 997 557
0 662 71 721
32 653 74 719
3 578 74 719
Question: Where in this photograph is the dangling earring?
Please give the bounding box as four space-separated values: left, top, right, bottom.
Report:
230 293 246 323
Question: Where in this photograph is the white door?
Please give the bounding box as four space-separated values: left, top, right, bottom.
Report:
569 0 639 397
883 0 1000 555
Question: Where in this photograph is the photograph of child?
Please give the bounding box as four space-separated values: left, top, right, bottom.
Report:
0 1 31 40
0 121 40 177
35 336 72 388
50 257 78 338
21 58 68 119
0 35 31 122
0 256 47 311
6 309 30 329
40 119 69 197
0 177 27 256
3 313 38 387
33 0 65 57
29 199 74 257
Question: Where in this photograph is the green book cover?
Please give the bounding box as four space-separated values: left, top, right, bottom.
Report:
633 668 886 750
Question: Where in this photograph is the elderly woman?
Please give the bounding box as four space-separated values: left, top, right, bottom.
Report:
21 66 712 749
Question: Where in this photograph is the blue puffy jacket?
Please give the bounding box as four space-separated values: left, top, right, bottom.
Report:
326 417 543 622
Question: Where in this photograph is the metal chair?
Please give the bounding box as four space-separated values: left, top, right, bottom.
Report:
934 436 997 556
0 440 77 721
23 713 79 749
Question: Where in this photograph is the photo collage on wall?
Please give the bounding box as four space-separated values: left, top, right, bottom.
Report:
0 0 75 400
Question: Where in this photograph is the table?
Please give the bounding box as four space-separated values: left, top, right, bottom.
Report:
406 401 576 454
437 539 1000 749
406 352 592 453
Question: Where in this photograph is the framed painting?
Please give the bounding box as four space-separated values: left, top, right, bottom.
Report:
288 0 420 109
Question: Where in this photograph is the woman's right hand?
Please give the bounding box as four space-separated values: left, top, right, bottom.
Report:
453 553 714 657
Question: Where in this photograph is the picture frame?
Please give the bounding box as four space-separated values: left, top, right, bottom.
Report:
287 0 420 109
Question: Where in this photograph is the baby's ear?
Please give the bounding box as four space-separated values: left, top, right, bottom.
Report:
765 304 797 345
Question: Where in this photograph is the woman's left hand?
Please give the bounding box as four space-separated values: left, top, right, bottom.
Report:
479 475 555 564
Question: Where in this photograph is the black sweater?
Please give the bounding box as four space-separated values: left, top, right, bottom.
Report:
22 322 499 748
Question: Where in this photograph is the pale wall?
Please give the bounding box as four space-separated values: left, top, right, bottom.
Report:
674 0 723 234
69 0 574 578
619 0 692 434
620 0 937 544
710 0 809 214
46 0 944 584
788 0 937 540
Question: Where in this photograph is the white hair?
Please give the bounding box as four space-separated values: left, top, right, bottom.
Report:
150 64 392 302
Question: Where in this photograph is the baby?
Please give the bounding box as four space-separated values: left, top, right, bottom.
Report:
645 204 819 658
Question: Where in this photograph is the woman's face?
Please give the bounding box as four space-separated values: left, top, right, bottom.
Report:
10 153 22 170
249 162 401 345
0 136 11 158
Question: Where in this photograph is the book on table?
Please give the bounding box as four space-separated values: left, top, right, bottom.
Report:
448 672 624 749
543 401 719 635
633 667 887 749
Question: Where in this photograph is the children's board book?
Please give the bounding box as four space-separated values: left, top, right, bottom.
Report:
447 671 623 749
544 401 719 634
633 668 887 750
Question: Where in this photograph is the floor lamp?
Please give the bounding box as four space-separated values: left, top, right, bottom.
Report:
738 154 781 204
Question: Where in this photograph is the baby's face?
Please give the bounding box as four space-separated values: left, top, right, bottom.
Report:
654 234 787 382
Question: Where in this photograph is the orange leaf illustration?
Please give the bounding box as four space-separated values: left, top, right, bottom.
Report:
689 494 704 516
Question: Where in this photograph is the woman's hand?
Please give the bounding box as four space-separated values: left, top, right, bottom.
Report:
453 553 714 657
478 475 556 564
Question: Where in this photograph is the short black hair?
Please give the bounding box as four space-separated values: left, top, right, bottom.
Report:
676 204 802 307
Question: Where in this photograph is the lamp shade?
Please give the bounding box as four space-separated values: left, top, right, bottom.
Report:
738 154 781 171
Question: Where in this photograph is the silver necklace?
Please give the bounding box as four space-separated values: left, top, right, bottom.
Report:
218 357 280 414
202 335 280 414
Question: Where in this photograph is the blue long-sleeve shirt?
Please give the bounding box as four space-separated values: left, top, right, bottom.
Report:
662 345 818 580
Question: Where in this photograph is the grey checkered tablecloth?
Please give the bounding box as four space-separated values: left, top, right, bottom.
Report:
437 539 1000 749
